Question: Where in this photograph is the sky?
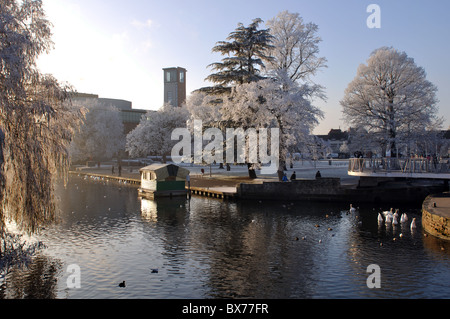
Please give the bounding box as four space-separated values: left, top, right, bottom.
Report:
37 0 450 135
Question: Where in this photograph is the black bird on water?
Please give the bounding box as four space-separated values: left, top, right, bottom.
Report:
118 281 126 287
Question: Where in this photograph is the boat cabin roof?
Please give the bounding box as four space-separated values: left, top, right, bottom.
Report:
140 164 190 180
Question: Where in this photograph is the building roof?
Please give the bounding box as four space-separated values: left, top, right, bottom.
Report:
318 128 349 141
163 66 187 71
140 164 190 180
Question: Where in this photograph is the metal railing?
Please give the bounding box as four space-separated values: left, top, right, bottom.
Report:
348 157 450 175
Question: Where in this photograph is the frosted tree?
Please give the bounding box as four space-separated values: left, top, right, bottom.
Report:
0 0 84 235
394 116 445 157
408 123 448 158
69 103 125 162
194 18 274 178
190 13 326 178
198 18 274 96
347 127 382 156
265 11 327 88
302 135 329 164
341 47 439 157
220 79 323 178
126 104 188 162
265 11 327 176
339 142 349 156
185 91 223 128
184 91 231 168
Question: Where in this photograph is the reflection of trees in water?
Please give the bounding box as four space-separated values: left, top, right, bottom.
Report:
1 232 42 293
1 255 61 299
185 199 348 298
1 233 61 299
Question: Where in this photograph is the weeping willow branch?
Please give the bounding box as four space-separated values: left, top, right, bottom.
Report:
0 1 84 237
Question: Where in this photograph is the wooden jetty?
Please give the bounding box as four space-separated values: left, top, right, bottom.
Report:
187 186 237 200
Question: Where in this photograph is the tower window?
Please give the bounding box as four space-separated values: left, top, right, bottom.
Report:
179 71 184 83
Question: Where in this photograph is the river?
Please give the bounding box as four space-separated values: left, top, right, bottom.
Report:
1 175 450 299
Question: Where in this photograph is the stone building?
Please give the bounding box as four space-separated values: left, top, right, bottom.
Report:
71 93 147 134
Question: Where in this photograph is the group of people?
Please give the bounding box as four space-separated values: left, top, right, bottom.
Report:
282 170 321 182
282 171 296 182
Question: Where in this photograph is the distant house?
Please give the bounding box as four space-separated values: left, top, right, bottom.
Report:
317 128 350 157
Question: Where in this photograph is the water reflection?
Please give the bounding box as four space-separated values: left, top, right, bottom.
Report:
1 256 61 299
141 199 157 222
1 176 450 299
137 196 356 298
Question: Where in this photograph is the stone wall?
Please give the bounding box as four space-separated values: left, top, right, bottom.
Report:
238 178 343 201
238 177 446 203
422 193 450 241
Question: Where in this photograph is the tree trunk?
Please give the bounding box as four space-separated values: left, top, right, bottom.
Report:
276 120 287 181
0 130 4 231
387 98 397 157
277 169 284 181
277 159 287 181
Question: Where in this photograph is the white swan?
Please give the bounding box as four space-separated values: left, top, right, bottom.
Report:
378 213 384 224
349 204 356 214
402 213 408 223
382 208 394 217
392 215 398 226
394 209 399 220
385 213 393 223
411 218 417 230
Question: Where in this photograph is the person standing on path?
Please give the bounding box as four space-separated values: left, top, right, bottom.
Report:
186 174 190 190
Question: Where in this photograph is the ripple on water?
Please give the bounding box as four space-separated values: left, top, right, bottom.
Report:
4 176 450 299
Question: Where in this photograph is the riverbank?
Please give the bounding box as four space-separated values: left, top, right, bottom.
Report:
70 162 446 205
70 160 356 189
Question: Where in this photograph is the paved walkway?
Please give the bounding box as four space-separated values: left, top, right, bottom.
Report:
426 193 450 218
